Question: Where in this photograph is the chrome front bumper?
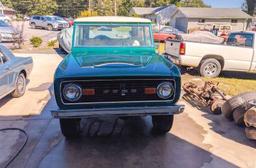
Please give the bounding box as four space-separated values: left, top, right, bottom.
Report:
51 105 185 118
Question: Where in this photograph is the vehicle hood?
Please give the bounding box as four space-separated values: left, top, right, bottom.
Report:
55 53 180 79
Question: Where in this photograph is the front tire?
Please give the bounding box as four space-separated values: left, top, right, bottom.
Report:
31 23 36 29
60 119 81 139
199 58 222 77
11 73 26 98
47 24 53 31
152 115 174 134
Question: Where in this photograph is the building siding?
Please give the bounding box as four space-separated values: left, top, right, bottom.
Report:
186 18 247 32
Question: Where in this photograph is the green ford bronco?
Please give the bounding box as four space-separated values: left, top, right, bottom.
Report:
52 16 184 138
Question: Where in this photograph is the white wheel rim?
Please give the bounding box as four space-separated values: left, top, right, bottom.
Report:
17 75 25 94
204 63 218 76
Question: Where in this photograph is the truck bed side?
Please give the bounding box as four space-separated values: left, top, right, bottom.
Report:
165 40 254 71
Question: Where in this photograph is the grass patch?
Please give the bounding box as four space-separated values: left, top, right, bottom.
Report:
203 77 256 96
181 72 256 96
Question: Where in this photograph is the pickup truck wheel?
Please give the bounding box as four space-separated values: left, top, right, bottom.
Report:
152 115 173 134
60 119 81 139
30 23 36 29
199 58 221 77
47 24 53 31
11 73 26 98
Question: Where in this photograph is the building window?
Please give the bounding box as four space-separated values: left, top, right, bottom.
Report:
198 19 205 23
231 19 238 23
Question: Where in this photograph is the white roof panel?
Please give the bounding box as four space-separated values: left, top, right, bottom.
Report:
75 16 151 23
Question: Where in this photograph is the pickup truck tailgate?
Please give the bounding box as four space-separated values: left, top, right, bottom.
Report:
165 40 181 57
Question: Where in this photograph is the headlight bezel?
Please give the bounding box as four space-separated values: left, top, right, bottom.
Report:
62 83 82 102
157 82 174 100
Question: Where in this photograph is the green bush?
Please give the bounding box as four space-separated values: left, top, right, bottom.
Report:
30 36 43 48
47 39 57 48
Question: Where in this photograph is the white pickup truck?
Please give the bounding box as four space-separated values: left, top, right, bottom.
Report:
165 31 256 77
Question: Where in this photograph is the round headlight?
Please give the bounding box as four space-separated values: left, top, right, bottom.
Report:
63 83 82 102
157 82 174 99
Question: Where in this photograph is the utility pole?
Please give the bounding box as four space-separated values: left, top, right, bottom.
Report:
114 0 117 16
88 0 91 11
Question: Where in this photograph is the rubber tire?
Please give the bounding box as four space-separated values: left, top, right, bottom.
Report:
232 108 246 126
152 115 174 134
60 119 81 139
221 92 256 120
47 24 53 31
31 23 36 29
11 73 26 98
199 58 222 77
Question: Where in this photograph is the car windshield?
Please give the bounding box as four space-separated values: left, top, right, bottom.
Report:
54 16 64 21
0 20 9 27
74 24 153 47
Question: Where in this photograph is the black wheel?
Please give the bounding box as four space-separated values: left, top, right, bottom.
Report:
152 115 174 134
11 73 26 98
222 92 256 120
47 24 53 31
31 23 36 29
59 118 81 139
199 58 222 77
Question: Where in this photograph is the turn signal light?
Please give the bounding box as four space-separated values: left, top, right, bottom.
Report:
83 89 95 96
144 88 156 95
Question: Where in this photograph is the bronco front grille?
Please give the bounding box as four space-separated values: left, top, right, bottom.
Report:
60 79 176 105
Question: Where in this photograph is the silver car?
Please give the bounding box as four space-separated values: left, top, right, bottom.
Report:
0 45 33 99
0 20 19 42
29 15 69 31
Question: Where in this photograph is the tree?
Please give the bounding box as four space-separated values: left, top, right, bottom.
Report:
118 0 145 16
3 0 57 16
176 0 209 7
145 0 180 7
243 0 256 15
56 0 87 17
1 0 13 8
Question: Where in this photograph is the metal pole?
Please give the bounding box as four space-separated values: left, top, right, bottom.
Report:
114 0 117 16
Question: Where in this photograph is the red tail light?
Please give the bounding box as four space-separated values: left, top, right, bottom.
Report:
179 42 186 55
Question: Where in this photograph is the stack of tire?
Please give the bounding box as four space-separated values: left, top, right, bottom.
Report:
221 92 256 140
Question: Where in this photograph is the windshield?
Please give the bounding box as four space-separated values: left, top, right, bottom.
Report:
54 16 64 21
74 24 153 47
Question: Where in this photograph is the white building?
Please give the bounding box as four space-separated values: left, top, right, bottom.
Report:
174 8 252 33
131 6 252 33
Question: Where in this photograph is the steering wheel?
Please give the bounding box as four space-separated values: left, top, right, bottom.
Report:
94 35 111 40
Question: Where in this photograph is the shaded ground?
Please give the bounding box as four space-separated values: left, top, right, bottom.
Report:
0 97 255 168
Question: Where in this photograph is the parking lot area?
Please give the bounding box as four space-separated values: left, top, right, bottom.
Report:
0 52 255 168
2 21 59 51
